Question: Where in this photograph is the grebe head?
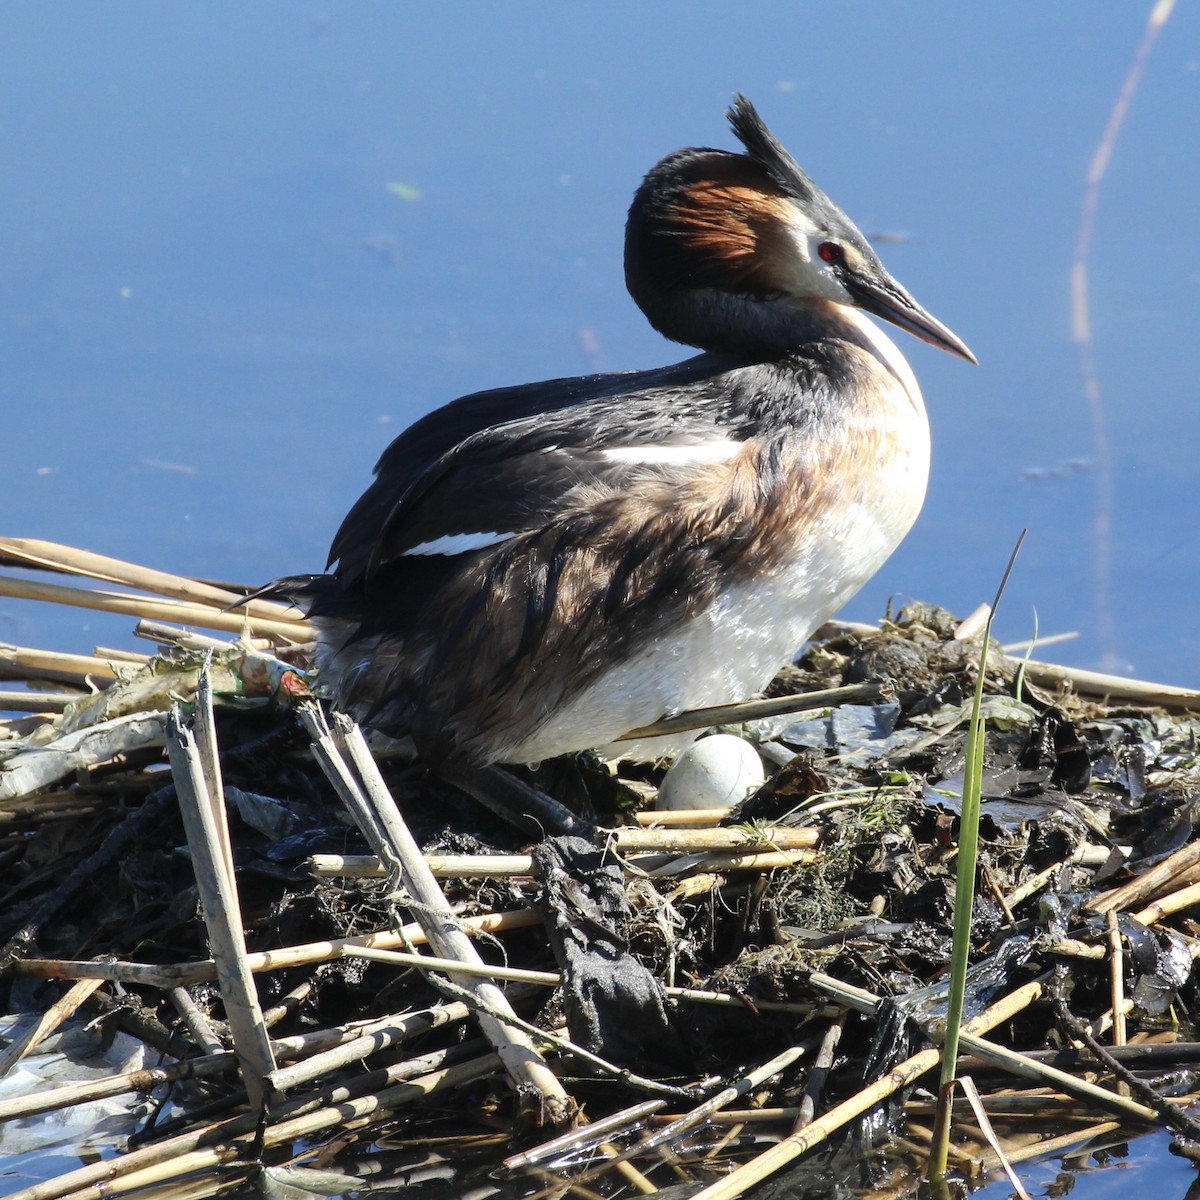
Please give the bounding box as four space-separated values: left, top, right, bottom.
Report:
624 94 976 362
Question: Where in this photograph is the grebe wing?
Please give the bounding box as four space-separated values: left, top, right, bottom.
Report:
362 385 745 578
329 355 734 581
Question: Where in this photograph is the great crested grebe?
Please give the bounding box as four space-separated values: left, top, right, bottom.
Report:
269 96 974 766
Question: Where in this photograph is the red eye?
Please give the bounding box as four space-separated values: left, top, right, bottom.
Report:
817 241 843 265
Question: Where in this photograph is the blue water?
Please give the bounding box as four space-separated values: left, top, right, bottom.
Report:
2 3 1198 685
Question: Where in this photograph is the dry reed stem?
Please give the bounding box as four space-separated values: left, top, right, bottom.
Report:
625 1044 807 1156
0 575 307 641
9 907 544 986
230 1052 508 1171
617 681 886 740
1001 631 1079 653
0 537 304 624
90 646 152 663
308 852 535 878
633 808 735 827
665 872 728 900
903 1119 978 1167
808 971 1154 1123
0 793 106 819
644 848 816 875
953 604 991 642
266 1001 472 1094
0 689 80 713
1051 938 1106 960
0 978 102 1078
0 714 54 738
504 1099 669 1171
48 1147 249 1200
1004 860 1066 910
168 686 276 1109
1090 841 1200 913
664 987 822 1015
906 1091 1087 1115
304 705 573 1125
168 987 225 1056
977 1119 1124 1170
685 981 1047 1200
343 946 560 987
307 826 819 879
1107 911 1128 1048
1134 880 1200 923
1019 656 1200 709
0 961 693 1133
530 1046 807 1193
958 1075 1033 1200
1080 1000 1134 1044
0 1049 237 1124
260 979 312 1027
9 1053 503 1200
425 985 681 1100
611 827 819 852
792 1013 845 1135
652 1108 801 1124
597 1147 660 1195
0 643 122 685
133 620 274 654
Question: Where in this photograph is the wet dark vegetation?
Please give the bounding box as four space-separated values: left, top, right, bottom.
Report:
3 542 1200 1199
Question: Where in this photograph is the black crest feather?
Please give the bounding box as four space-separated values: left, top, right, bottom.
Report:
727 94 816 203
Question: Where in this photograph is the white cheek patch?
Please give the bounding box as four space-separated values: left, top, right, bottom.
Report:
598 441 741 466
772 209 853 304
799 232 853 303
402 530 512 557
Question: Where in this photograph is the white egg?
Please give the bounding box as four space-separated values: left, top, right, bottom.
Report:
656 734 765 812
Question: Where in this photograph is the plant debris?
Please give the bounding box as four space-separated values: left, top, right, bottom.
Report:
2 539 1200 1199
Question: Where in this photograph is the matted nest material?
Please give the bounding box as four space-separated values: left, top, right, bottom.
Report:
3 540 1200 1200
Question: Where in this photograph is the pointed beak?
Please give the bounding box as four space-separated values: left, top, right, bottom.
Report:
844 274 977 364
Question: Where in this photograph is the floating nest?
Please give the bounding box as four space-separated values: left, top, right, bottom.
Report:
2 538 1200 1200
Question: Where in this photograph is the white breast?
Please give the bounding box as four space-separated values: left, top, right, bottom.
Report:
510 317 931 764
